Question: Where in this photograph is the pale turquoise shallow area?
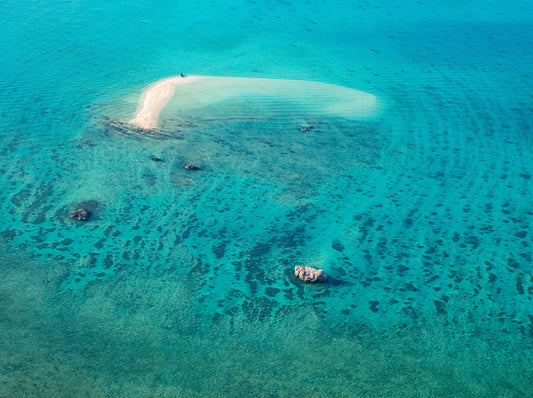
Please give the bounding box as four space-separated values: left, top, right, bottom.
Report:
1 0 533 396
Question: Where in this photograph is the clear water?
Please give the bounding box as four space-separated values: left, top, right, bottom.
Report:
1 0 533 396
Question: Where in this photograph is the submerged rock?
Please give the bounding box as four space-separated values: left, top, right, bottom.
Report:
101 118 166 138
294 266 328 283
70 208 92 221
299 125 314 132
183 163 200 170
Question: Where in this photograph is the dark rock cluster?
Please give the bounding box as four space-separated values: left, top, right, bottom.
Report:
70 208 92 221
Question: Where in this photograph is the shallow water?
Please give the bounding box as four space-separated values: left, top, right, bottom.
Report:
1 0 533 396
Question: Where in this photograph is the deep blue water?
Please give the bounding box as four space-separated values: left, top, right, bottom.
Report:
1 0 533 396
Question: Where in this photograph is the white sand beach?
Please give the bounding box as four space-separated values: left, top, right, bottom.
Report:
128 75 379 130
128 75 200 130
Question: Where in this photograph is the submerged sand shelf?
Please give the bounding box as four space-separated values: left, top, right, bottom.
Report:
128 75 380 130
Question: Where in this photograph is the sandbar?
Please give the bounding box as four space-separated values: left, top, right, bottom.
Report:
128 75 379 130
128 75 200 130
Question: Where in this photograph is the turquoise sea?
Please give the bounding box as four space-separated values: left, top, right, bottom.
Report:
1 0 533 396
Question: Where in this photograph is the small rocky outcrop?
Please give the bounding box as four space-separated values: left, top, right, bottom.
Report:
294 266 328 283
183 163 200 170
299 125 314 132
70 208 92 221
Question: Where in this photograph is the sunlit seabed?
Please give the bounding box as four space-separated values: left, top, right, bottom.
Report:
1 74 532 396
160 76 380 120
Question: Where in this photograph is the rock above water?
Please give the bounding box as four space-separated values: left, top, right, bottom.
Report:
70 208 91 221
294 266 328 283
183 163 200 170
